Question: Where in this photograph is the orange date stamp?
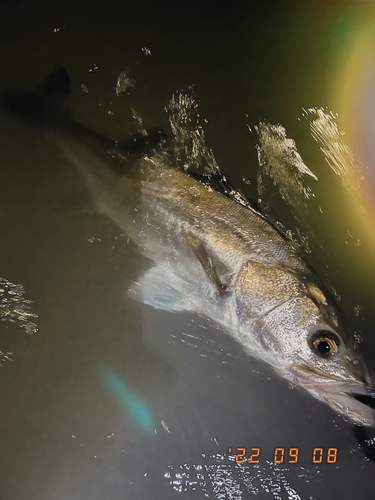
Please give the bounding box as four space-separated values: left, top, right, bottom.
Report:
228 447 338 464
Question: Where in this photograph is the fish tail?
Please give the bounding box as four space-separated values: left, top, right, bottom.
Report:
1 67 70 125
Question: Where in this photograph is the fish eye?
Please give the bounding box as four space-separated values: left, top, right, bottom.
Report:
308 328 341 358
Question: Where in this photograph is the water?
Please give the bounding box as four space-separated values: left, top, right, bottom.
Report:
1 1 375 499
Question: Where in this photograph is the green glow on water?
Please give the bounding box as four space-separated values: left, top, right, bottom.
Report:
101 366 155 434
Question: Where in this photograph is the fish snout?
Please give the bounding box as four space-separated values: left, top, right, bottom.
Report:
290 361 375 426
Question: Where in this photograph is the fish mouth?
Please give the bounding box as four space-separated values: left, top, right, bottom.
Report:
321 386 375 427
352 393 375 412
292 364 375 426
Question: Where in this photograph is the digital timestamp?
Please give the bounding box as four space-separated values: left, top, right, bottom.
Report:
228 447 338 464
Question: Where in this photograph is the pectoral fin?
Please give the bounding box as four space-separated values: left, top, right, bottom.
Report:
184 231 228 292
128 265 189 311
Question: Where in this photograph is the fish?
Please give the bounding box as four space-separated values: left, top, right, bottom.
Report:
2 67 374 426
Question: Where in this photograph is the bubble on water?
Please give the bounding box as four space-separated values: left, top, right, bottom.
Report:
161 420 171 433
164 454 306 499
24 322 38 334
88 64 99 73
0 350 13 365
0 277 38 334
0 277 38 364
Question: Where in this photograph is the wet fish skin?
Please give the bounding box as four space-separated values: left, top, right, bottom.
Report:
112 155 373 425
1 68 374 426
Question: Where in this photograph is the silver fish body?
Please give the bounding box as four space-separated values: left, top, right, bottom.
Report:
2 68 374 426
72 147 374 426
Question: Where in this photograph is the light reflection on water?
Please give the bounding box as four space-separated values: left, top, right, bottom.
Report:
0 277 38 335
164 454 316 500
0 276 38 366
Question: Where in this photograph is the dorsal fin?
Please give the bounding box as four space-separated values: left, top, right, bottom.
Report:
188 170 263 215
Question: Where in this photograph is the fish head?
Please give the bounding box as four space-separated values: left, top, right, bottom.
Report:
289 320 374 427
235 262 375 426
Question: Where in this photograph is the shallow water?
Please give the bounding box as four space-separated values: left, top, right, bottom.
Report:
1 1 375 499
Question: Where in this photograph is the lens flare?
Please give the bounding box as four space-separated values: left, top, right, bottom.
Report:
101 366 155 434
331 13 375 220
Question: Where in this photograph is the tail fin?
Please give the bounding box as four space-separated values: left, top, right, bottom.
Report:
1 67 70 125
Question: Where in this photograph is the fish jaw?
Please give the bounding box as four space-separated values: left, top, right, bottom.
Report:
291 366 375 426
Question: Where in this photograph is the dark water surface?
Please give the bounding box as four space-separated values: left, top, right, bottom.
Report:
1 1 375 499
